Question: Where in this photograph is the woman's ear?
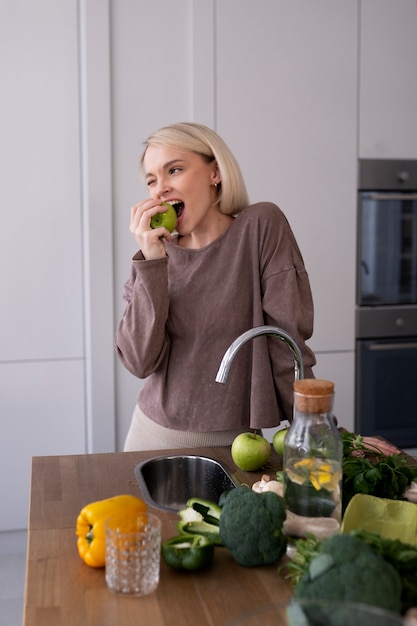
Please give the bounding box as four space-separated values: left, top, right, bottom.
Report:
211 161 221 186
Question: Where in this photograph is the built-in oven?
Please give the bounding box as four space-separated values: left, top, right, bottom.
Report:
355 159 417 448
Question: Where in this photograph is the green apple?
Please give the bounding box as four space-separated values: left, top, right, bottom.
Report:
150 202 178 233
272 427 288 457
231 432 271 471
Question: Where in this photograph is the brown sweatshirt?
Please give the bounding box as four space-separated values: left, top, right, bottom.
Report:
115 202 316 431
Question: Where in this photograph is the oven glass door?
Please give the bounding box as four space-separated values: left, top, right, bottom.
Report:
358 192 417 306
355 338 417 448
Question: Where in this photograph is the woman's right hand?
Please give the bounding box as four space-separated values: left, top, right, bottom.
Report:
130 199 173 259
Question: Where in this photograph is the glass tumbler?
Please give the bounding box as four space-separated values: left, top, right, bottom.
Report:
105 510 161 596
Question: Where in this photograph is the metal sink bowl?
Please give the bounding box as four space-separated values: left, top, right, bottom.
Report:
134 454 239 512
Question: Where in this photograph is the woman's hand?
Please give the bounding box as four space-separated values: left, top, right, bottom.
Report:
130 199 174 259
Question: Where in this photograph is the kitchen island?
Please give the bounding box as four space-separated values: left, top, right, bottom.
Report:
23 447 293 625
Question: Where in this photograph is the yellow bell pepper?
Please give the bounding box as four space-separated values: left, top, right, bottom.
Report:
75 494 147 567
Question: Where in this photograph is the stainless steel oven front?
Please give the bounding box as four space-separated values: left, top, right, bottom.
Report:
355 159 417 447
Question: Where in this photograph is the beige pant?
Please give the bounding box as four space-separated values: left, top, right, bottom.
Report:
123 404 248 452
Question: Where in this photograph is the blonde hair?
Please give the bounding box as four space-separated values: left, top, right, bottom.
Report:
140 122 249 215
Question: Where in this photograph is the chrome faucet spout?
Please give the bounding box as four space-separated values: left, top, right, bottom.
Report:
215 325 304 384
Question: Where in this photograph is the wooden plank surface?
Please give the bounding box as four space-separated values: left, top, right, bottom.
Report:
24 447 292 626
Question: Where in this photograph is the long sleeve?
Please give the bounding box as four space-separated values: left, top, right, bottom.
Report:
261 207 316 420
262 267 316 420
115 254 170 378
248 203 316 425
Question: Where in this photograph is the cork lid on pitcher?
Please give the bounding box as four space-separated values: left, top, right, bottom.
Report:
294 379 334 414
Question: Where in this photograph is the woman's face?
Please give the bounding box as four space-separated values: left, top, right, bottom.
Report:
143 144 220 237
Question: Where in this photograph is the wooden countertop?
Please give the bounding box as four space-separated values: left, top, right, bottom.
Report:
23 447 293 625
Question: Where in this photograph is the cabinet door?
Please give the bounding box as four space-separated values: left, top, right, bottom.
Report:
359 0 417 159
215 0 358 353
0 0 83 362
0 360 85 531
0 0 83 361
0 0 85 531
110 0 192 445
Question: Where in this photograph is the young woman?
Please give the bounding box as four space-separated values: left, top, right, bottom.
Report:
115 122 399 456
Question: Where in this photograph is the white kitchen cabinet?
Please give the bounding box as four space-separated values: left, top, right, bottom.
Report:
0 1 83 361
213 1 358 354
0 0 86 532
0 360 85 531
110 0 195 445
359 0 417 159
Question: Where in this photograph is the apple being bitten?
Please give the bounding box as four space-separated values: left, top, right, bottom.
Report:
231 432 271 471
150 202 178 233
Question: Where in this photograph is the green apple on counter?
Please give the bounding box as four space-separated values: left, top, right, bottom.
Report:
272 427 288 457
231 432 271 471
150 202 178 232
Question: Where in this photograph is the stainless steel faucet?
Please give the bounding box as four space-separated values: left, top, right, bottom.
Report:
215 325 304 383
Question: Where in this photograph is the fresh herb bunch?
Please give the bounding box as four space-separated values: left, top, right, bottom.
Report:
283 533 321 585
341 431 417 512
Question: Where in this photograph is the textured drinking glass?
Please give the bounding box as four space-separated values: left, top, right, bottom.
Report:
105 511 161 596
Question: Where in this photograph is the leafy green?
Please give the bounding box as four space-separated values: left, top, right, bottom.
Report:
341 432 417 512
282 534 321 585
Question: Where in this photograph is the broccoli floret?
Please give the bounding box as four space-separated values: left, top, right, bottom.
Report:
294 534 402 615
219 485 287 567
352 529 417 614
